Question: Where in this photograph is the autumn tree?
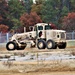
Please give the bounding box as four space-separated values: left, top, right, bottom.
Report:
7 0 26 31
0 16 3 23
70 0 75 12
0 0 16 30
8 0 26 19
0 24 9 33
0 0 8 22
62 12 75 31
24 0 33 14
49 22 57 29
20 12 42 31
41 0 59 24
0 0 11 26
31 0 44 15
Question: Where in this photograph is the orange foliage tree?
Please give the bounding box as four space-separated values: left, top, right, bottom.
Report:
20 12 42 31
62 12 75 31
0 16 3 22
0 24 9 33
49 22 57 29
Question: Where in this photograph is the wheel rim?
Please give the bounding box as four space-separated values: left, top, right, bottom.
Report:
47 42 52 48
38 42 43 48
8 43 14 49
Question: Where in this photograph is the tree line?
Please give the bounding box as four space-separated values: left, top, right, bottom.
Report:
0 0 75 33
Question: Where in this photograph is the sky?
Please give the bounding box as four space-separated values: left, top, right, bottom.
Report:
33 0 36 4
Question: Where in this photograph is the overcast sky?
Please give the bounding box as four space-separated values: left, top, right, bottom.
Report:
33 0 36 4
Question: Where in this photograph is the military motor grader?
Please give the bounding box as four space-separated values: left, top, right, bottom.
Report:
6 23 66 51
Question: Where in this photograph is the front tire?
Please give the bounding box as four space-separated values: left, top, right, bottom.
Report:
6 41 16 51
46 40 55 49
37 40 46 49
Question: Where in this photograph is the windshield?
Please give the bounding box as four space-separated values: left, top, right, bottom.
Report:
38 26 43 30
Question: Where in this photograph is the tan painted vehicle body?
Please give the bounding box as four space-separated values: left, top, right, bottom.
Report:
6 23 66 50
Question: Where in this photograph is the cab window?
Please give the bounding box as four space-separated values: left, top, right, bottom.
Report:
38 26 43 30
45 25 50 30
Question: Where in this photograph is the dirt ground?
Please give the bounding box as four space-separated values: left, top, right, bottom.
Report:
0 71 75 75
0 47 75 75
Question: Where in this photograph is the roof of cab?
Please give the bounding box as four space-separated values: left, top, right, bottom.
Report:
35 23 48 26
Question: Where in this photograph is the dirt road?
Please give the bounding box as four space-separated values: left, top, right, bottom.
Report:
0 71 75 75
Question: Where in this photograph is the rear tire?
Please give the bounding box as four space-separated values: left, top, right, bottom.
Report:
6 41 16 51
37 40 46 49
46 40 55 49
